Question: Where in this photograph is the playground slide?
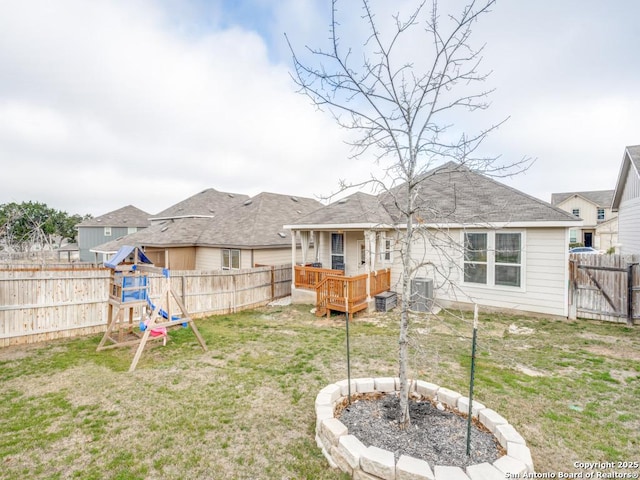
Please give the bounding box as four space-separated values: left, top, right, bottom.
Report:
143 298 188 329
146 297 181 321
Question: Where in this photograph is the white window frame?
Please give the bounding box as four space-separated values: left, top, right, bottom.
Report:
597 208 605 221
127 227 137 234
462 230 525 290
330 232 345 270
569 229 577 243
380 235 393 263
572 208 580 217
104 226 112 237
222 249 240 270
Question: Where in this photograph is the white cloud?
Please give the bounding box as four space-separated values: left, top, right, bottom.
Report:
0 0 638 216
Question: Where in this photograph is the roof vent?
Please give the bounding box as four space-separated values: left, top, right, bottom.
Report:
243 199 253 206
160 226 169 232
97 219 102 222
290 196 299 202
228 193 235 198
278 232 287 238
338 198 348 204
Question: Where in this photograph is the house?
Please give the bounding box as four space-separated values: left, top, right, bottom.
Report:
550 190 617 250
91 191 323 270
286 161 582 318
76 205 151 263
612 145 640 255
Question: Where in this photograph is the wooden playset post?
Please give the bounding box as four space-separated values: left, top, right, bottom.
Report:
97 246 207 372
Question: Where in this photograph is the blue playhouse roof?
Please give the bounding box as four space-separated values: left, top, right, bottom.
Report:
104 245 153 269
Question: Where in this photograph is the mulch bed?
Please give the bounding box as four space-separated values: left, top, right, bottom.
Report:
336 392 504 468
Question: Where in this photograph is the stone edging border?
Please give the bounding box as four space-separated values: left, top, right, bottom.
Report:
315 377 535 479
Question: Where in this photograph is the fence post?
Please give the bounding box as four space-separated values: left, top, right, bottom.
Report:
271 266 275 301
568 260 577 320
628 263 637 327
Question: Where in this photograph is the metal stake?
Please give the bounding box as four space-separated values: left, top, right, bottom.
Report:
466 304 478 456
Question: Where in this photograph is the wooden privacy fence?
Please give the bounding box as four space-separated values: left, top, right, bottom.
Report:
0 264 292 347
569 253 639 325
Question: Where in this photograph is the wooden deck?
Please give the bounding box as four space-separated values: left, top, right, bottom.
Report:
294 266 391 318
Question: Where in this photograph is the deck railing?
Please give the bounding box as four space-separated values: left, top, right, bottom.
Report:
316 273 369 317
294 265 344 289
369 268 391 297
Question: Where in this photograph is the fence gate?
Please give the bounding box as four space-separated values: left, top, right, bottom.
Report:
569 254 639 325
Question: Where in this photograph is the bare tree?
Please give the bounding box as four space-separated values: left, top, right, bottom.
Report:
288 0 530 427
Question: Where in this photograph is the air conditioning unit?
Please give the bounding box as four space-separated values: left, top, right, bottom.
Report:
410 278 433 312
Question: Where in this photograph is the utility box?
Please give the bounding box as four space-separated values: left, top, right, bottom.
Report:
375 291 397 312
410 278 433 312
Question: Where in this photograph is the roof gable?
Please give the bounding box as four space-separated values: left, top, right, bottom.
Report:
612 145 640 209
152 188 249 220
551 190 614 208
77 205 151 228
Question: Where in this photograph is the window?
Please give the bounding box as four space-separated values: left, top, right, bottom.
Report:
572 208 580 218
357 240 366 266
463 231 523 288
380 236 392 262
222 249 240 270
464 233 488 284
104 226 112 237
597 208 605 221
495 233 521 287
331 233 345 270
127 227 137 234
569 229 577 243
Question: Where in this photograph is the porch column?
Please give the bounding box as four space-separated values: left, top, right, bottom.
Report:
365 230 377 302
291 230 297 289
300 230 310 265
313 231 319 263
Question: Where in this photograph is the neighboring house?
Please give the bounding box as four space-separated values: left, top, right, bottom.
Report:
612 145 640 255
77 205 151 263
92 191 323 270
286 161 582 317
550 190 617 250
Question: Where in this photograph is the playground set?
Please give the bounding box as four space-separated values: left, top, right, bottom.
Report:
97 245 207 371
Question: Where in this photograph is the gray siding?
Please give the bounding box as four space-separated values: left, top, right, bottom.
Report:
78 226 133 262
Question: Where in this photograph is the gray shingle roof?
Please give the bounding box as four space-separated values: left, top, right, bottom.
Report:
550 190 614 207
77 205 151 228
292 162 579 227
197 192 322 247
92 192 323 252
152 188 249 219
626 145 640 171
293 192 394 226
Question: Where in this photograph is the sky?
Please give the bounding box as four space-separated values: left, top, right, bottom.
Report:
0 0 638 217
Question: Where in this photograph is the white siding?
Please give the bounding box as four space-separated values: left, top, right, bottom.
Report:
556 197 599 225
618 197 640 255
620 166 640 203
195 247 251 270
390 227 568 317
254 247 308 266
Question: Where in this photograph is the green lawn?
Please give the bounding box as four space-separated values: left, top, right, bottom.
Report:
0 304 638 479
